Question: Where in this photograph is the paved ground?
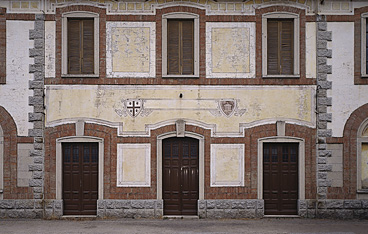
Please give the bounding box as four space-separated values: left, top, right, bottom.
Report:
0 218 367 234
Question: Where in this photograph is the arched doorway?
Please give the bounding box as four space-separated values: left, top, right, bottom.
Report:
162 137 199 215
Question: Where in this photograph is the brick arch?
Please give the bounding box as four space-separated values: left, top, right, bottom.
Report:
329 103 368 199
0 106 33 199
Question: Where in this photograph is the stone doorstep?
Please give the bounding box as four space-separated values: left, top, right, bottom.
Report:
61 215 97 221
163 215 199 220
263 215 300 218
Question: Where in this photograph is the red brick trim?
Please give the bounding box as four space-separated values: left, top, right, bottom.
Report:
326 15 354 22
327 103 368 199
354 6 368 85
255 6 309 84
0 8 6 84
55 5 106 79
0 106 34 199
5 13 35 20
106 15 155 21
45 121 316 200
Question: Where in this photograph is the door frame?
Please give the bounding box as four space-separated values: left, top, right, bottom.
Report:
157 132 204 201
257 137 305 201
56 136 104 202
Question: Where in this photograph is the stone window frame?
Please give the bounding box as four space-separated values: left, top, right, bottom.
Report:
0 125 3 199
357 117 368 193
262 12 300 78
162 12 200 79
257 137 305 201
61 11 100 78
55 136 104 201
156 131 205 200
361 13 368 78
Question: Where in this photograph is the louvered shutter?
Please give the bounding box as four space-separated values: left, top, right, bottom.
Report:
267 20 279 75
167 19 194 75
68 19 81 74
67 19 94 74
168 20 180 75
82 19 94 74
267 19 294 75
181 20 194 75
280 20 293 75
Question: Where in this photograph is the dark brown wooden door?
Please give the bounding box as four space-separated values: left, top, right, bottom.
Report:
263 143 298 215
163 137 199 215
62 143 98 215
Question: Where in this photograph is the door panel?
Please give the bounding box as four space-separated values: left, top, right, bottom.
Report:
263 143 298 215
163 137 199 215
63 142 98 215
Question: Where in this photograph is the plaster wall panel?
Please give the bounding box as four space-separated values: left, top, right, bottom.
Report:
0 21 34 136
206 22 255 78
210 144 244 187
306 22 316 78
117 143 151 187
17 143 33 187
327 22 368 137
45 85 315 136
45 21 56 78
106 22 155 78
362 143 368 189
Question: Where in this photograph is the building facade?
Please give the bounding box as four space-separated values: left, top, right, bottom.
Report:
0 0 367 219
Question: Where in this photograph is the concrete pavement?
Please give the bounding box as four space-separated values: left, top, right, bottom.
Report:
0 218 367 234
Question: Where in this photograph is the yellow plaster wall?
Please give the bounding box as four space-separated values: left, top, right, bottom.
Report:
121 147 146 183
215 148 240 182
111 27 150 73
211 27 250 73
46 86 314 134
362 143 368 189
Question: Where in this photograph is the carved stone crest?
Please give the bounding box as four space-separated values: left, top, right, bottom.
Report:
126 99 142 117
219 99 236 117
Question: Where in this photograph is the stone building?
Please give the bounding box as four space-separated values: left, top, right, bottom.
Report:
0 0 367 219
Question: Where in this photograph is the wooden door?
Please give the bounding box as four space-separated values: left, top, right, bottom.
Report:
62 143 98 215
163 137 199 215
263 143 298 215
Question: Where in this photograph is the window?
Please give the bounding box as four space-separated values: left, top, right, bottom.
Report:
262 13 299 77
162 13 199 78
67 18 94 74
167 19 194 75
62 12 99 77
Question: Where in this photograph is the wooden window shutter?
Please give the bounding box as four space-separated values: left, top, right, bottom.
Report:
167 19 194 75
267 19 294 75
67 18 94 74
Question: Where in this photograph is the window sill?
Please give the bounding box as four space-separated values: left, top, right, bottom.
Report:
162 75 199 79
263 75 300 79
357 189 368 194
62 74 99 78
361 74 368 78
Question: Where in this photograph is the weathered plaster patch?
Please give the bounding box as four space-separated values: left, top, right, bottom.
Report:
327 22 368 137
17 143 33 187
362 143 368 189
206 22 255 78
106 22 155 78
45 85 315 135
117 143 151 187
210 144 244 187
0 21 34 136
45 21 55 78
306 22 316 78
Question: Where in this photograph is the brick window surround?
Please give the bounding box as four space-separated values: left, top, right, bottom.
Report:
354 6 368 85
0 8 6 84
55 5 106 79
255 5 307 82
